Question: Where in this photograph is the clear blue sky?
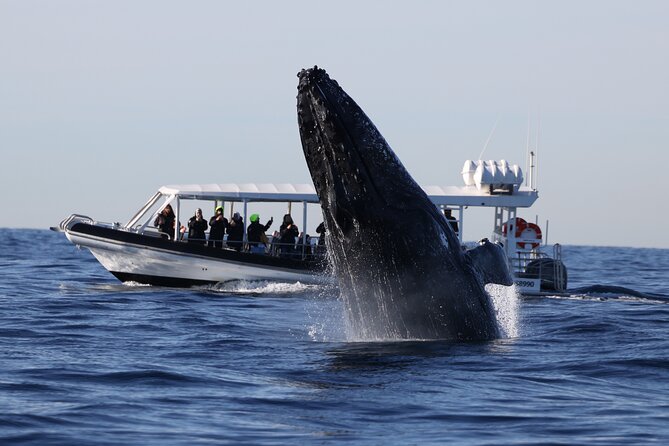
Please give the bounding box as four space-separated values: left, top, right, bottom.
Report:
1 1 667 248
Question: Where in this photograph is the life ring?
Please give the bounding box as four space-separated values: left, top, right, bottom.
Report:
502 217 527 237
518 222 542 249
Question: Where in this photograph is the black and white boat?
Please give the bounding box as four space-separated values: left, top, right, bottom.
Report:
54 184 328 287
54 160 567 294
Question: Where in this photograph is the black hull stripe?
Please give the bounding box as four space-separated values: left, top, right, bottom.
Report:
111 272 216 288
70 223 326 273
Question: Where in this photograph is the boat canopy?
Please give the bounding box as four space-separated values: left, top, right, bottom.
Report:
158 183 320 203
157 183 539 208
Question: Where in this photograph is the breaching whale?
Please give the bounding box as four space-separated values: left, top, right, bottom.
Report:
296 66 506 341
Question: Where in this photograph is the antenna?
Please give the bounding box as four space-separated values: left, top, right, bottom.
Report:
534 110 541 190
478 117 499 161
529 150 535 190
525 111 531 186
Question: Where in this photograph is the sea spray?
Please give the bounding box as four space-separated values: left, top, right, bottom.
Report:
305 283 347 342
209 280 320 296
486 283 521 338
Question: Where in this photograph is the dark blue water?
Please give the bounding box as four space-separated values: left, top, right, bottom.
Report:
1 229 668 445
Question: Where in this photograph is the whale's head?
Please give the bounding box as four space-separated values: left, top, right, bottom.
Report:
297 67 457 253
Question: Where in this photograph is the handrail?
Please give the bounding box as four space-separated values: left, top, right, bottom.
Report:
553 243 565 291
178 233 323 261
59 214 94 231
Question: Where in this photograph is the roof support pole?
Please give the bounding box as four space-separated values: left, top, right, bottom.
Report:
458 205 464 243
174 197 180 241
302 201 308 259
125 191 161 229
242 200 248 244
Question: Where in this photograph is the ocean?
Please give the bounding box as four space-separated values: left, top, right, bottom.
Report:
1 228 668 445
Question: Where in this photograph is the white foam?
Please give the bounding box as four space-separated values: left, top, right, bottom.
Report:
486 283 521 338
209 280 322 295
121 281 152 287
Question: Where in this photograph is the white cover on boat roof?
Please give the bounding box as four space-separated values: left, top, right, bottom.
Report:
159 183 320 202
462 159 524 190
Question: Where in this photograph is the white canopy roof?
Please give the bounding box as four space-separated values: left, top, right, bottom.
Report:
158 183 538 208
159 183 320 203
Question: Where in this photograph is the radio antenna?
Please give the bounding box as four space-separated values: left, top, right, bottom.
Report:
534 110 541 190
525 111 531 186
478 116 499 160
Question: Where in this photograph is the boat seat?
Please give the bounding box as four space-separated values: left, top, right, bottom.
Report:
250 245 266 254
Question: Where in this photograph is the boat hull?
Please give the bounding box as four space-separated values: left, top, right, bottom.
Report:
64 223 327 287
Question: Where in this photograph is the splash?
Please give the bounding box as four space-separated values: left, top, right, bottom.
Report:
304 283 348 342
486 283 521 338
120 281 152 287
208 280 322 296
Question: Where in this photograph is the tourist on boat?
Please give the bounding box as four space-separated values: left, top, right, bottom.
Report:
187 208 208 245
154 204 177 240
316 222 326 246
278 214 299 256
315 222 327 256
443 208 459 235
247 214 273 250
226 212 244 251
208 206 228 248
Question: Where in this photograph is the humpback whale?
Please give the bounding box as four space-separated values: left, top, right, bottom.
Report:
296 66 505 341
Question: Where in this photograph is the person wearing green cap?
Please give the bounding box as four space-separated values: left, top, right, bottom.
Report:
208 206 228 248
247 214 273 250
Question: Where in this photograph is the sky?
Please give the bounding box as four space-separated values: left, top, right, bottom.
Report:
1 0 668 248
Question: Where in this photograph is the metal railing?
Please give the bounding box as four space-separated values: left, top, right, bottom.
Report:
510 243 566 292
179 234 326 261
553 243 565 291
59 214 95 231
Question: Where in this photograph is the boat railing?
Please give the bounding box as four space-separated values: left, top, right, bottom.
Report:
248 237 325 261
510 243 566 292
176 234 324 261
508 249 548 274
552 243 566 291
59 214 96 231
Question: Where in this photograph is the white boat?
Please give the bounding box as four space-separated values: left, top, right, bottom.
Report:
55 184 329 287
54 162 566 294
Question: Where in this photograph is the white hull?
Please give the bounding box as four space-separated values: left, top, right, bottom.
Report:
65 230 326 285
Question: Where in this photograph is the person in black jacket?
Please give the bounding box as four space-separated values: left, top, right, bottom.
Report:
154 204 177 240
247 214 273 249
187 208 208 245
208 206 228 248
315 221 327 256
278 214 299 256
443 208 459 235
226 212 244 251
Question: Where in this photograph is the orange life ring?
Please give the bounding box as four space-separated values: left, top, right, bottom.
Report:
517 222 542 249
502 217 527 237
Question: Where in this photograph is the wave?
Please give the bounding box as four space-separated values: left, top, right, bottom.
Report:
567 284 669 303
